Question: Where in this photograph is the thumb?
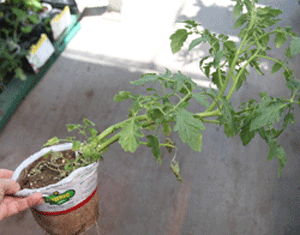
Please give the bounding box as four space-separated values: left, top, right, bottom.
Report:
0 179 21 201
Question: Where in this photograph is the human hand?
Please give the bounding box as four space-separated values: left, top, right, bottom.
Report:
0 169 44 222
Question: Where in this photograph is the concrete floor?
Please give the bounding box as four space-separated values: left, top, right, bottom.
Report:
1 0 300 234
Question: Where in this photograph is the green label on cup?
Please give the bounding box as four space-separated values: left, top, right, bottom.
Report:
44 190 75 205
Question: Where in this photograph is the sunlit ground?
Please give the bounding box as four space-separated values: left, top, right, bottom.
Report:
64 0 269 89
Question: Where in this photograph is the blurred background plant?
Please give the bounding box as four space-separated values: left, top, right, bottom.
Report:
0 0 53 92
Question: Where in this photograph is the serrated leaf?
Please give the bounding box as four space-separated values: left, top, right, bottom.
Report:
233 3 243 19
131 73 160 86
290 37 300 56
66 124 81 132
250 102 287 131
114 91 133 102
118 119 144 152
174 109 205 152
224 41 237 53
274 32 287 48
170 29 189 54
283 113 294 130
234 14 248 29
43 137 60 147
271 62 283 74
162 122 172 136
236 68 249 91
269 9 283 17
203 62 212 78
188 36 208 51
193 93 210 108
72 141 82 151
218 98 240 137
172 72 196 92
240 120 256 145
83 118 95 127
286 78 300 90
130 100 142 114
199 55 210 69
146 135 162 164
213 50 224 68
260 34 270 47
211 70 226 90
285 47 292 58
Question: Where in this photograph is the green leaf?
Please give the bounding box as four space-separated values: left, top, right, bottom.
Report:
274 32 287 48
88 128 98 138
213 50 224 68
212 71 223 90
174 109 205 152
170 160 183 182
290 37 300 56
28 14 39 24
83 118 95 127
146 135 162 164
236 68 249 91
118 119 144 152
12 8 27 20
283 113 294 130
43 150 54 159
14 67 26 81
240 120 256 145
224 41 237 53
184 20 200 28
269 9 283 17
218 98 240 137
43 137 60 147
286 78 300 90
244 0 252 12
66 124 81 132
162 122 172 136
271 62 283 74
234 14 248 29
131 73 160 86
130 100 142 114
170 29 189 54
72 141 82 151
188 36 208 51
172 72 196 92
250 102 287 131
21 26 33 33
285 47 292 58
193 93 210 108
203 62 213 78
114 91 133 102
233 3 243 19
260 34 270 47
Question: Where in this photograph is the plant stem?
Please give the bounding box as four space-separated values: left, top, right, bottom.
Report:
97 114 148 141
193 109 221 118
227 48 261 100
207 3 256 111
256 55 290 72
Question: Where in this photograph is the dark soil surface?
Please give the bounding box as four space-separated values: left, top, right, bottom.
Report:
17 150 76 190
